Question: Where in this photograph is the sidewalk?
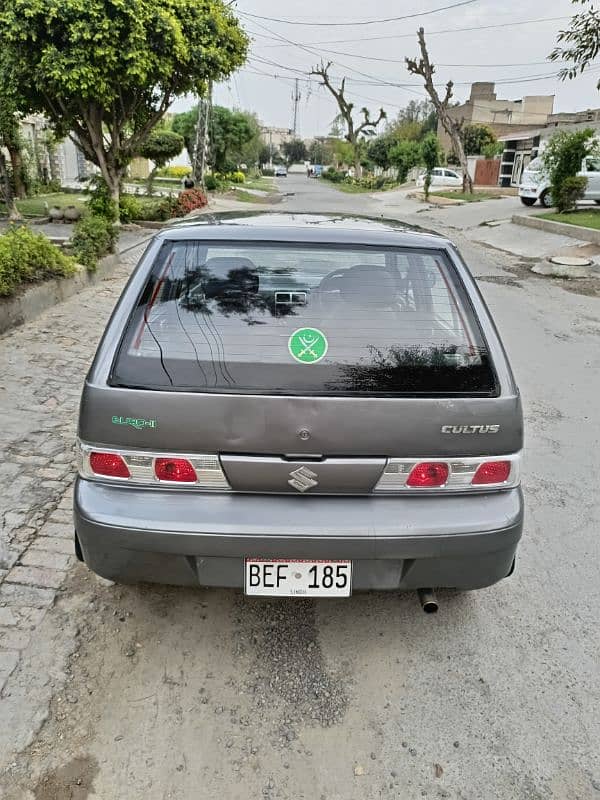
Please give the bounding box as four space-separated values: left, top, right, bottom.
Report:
370 188 598 263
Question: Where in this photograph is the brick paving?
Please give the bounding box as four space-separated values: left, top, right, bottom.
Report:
0 234 149 692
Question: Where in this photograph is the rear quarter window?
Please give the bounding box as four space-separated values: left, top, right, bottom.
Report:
110 241 498 396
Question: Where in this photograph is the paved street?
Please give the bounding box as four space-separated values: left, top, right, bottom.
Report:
1 176 599 800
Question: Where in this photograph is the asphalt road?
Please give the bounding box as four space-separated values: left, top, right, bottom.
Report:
1 175 600 800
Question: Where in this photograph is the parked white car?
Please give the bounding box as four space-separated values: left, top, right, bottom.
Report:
519 155 600 207
416 168 462 189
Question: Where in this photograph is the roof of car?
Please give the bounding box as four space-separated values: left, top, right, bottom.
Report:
156 212 452 250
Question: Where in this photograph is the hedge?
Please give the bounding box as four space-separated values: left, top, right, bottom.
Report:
0 225 77 297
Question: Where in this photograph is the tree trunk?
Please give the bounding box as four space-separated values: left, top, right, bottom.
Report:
100 165 122 223
8 146 27 199
349 137 360 179
146 166 157 197
454 135 473 194
0 152 22 221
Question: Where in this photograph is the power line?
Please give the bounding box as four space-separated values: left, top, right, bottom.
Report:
244 22 429 95
270 43 567 68
243 17 575 93
259 15 571 46
248 51 572 91
238 0 480 27
236 65 600 126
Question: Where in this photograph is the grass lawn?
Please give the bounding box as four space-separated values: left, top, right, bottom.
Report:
0 192 88 217
229 188 273 204
332 181 400 194
538 209 600 230
430 191 502 203
242 176 274 191
131 177 182 190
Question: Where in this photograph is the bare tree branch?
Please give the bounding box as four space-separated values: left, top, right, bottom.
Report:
406 27 472 193
310 61 386 175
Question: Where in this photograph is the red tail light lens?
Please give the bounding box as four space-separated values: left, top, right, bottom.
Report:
406 462 449 488
155 458 197 483
472 460 511 485
89 451 130 479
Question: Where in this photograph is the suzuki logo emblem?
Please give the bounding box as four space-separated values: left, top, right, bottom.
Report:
288 466 319 493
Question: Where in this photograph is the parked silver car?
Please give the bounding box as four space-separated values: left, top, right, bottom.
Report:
74 213 523 604
416 167 462 189
519 154 600 207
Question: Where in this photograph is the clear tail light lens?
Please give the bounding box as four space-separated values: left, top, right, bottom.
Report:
375 454 520 492
155 458 197 483
406 462 449 488
89 451 131 479
472 460 511 485
79 443 230 490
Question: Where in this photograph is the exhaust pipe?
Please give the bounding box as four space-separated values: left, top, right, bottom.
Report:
417 588 438 614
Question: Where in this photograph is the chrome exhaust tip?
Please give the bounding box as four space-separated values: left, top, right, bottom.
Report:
417 588 438 614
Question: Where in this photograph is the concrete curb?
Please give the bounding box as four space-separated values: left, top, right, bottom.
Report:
0 253 120 336
512 213 600 244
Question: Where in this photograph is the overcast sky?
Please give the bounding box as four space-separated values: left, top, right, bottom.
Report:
172 0 600 138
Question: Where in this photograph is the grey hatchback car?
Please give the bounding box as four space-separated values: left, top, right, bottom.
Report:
74 213 523 603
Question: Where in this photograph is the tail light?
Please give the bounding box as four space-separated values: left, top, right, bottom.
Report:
79 443 230 490
89 451 130 479
406 462 449 488
155 458 197 483
376 454 520 492
472 460 511 485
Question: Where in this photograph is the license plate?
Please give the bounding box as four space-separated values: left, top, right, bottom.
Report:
245 559 352 597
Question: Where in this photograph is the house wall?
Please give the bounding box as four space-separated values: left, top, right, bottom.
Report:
437 82 554 153
498 118 600 187
129 158 151 179
260 126 293 152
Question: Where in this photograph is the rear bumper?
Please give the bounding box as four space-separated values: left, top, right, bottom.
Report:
74 479 524 591
519 187 539 198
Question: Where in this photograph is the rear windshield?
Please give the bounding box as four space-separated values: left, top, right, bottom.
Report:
110 241 497 396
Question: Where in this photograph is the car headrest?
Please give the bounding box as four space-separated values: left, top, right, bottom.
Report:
336 265 397 307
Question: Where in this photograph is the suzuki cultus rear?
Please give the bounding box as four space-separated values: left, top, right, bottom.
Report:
75 214 523 605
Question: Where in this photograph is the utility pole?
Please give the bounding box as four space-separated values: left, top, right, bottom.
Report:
292 78 301 137
193 81 212 187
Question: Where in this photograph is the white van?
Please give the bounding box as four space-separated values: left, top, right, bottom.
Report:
519 155 600 207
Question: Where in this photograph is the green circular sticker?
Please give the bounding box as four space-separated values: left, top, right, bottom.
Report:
288 327 328 364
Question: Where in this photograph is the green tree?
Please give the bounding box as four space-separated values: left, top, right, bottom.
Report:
542 128 598 212
407 29 473 193
367 134 396 170
461 124 497 156
311 62 386 176
420 133 441 200
282 139 308 165
0 0 248 218
172 110 198 165
308 139 334 166
210 106 256 172
0 99 22 219
258 144 272 167
389 140 422 183
332 139 355 169
550 0 600 87
482 141 504 160
139 129 184 195
239 113 263 168
0 61 27 203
